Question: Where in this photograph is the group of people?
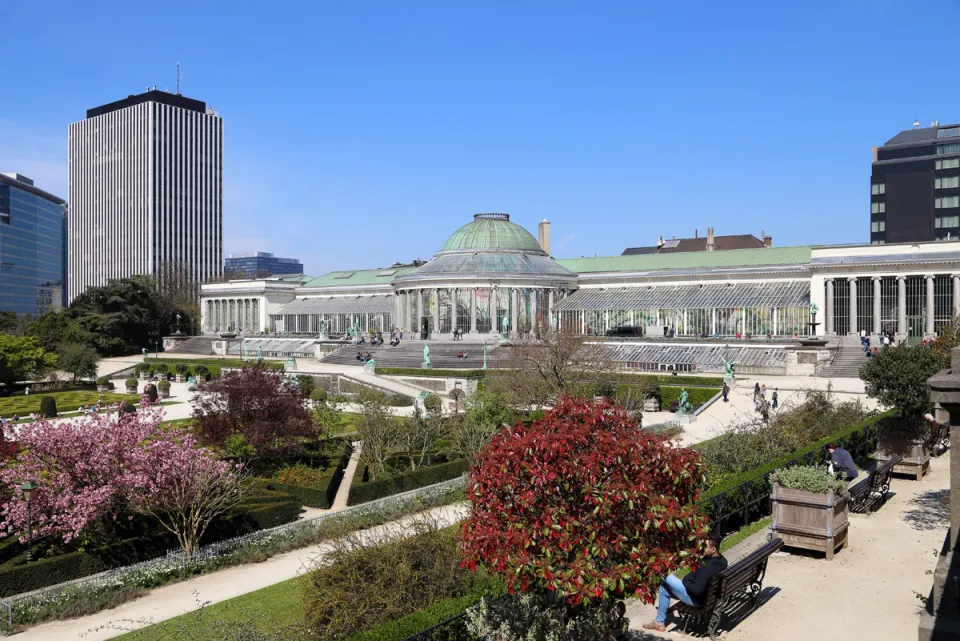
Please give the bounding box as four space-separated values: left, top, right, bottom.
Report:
355 352 373 362
752 383 778 419
861 329 895 358
452 327 465 340
456 350 469 360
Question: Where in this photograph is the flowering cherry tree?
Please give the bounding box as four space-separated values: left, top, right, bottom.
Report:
459 396 708 605
0 398 245 557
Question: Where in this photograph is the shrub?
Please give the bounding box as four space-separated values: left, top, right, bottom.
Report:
301 523 488 641
145 383 158 404
157 380 171 392
297 375 315 399
39 396 57 418
310 387 328 403
125 377 137 389
378 367 488 378
876 414 930 441
861 345 944 417
194 365 210 378
423 394 442 412
349 459 469 505
95 376 108 386
187 385 197 392
595 379 617 399
154 363 169 375
460 396 707 604
467 592 627 641
388 394 413 407
273 464 329 489
119 400 137 415
773 464 847 493
175 363 188 375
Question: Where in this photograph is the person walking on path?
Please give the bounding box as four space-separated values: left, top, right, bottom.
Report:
753 382 760 412
643 533 727 633
771 388 779 409
722 381 729 403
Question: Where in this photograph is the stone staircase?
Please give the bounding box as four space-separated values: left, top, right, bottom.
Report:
322 340 500 369
818 337 867 378
165 336 216 355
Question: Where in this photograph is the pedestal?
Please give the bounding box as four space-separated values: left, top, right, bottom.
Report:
420 361 432 369
724 374 737 391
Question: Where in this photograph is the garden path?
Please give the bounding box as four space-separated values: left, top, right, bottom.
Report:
14 502 470 641
626 451 951 640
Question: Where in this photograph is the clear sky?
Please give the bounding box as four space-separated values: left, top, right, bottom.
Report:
2 0 958 276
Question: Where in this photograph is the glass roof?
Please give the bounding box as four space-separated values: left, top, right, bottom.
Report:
441 213 544 253
597 343 788 368
274 296 394 315
397 250 575 280
554 281 810 311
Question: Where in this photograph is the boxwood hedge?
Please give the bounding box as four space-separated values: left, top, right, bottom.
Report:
349 459 469 505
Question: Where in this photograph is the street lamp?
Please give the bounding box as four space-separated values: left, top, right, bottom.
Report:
20 481 38 562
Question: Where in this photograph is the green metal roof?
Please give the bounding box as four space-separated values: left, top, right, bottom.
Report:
555 246 813 274
441 213 544 253
302 265 419 287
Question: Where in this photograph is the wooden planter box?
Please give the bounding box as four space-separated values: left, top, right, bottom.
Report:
158 389 170 399
125 385 138 394
96 384 109 392
877 436 930 481
175 374 186 383
770 484 849 560
139 372 150 380
643 397 661 412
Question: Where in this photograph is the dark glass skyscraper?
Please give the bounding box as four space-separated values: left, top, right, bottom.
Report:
224 252 303 278
0 173 67 315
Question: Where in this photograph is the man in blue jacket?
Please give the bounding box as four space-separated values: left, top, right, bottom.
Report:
644 533 727 632
827 443 858 481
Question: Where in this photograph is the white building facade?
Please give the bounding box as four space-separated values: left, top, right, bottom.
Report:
68 89 223 302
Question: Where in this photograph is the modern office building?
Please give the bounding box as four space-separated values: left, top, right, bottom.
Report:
67 89 223 302
871 121 960 244
224 252 303 278
0 173 67 315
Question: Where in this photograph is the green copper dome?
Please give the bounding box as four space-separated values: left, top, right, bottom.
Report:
440 213 544 253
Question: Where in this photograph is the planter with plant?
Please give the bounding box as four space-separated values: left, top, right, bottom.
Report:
770 465 849 560
194 364 210 381
875 415 931 481
175 363 188 382
125 377 138 393
157 379 171 399
154 363 169 379
136 364 150 380
95 376 110 392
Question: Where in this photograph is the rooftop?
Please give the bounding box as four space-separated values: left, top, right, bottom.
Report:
623 233 766 255
557 245 812 274
301 265 420 288
0 172 66 205
440 213 545 253
85 89 208 119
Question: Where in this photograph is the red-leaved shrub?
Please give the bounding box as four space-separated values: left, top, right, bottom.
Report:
459 395 708 605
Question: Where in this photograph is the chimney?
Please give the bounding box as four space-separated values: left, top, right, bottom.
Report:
763 231 773 248
695 228 698 239
538 219 551 255
706 227 715 251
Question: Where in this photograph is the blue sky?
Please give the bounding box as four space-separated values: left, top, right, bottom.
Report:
2 0 958 276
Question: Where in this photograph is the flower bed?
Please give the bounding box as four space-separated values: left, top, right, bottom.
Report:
0 391 138 419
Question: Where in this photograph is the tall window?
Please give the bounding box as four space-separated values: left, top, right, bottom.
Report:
938 143 960 155
906 276 926 338
935 276 953 330
880 278 897 333
871 202 885 214
871 183 886 195
938 128 960 139
936 215 960 228
938 158 960 170
871 220 886 233
857 277 874 334
936 177 960 189
833 279 850 336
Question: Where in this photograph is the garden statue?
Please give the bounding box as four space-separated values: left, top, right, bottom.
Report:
422 344 431 369
319 319 328 338
810 302 818 317
550 314 557 331
242 342 249 361
256 343 263 362
174 313 183 335
723 358 736 378
482 341 487 370
285 357 296 371
676 388 694 415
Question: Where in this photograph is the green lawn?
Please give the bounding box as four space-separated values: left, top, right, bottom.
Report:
113 576 306 640
0 390 139 418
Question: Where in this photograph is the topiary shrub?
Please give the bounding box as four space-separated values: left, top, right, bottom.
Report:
388 393 413 407
125 377 138 390
423 394 442 412
772 464 847 493
157 380 171 393
39 396 57 418
175 363 188 375
154 363 169 375
460 395 707 605
144 383 158 404
310 388 328 403
119 400 136 415
297 375 315 399
194 365 210 379
95 376 108 387
860 345 944 418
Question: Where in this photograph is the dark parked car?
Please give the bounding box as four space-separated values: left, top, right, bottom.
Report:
606 325 644 337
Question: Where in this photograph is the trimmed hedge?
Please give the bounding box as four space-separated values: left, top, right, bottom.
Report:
0 488 299 597
659 386 720 411
379 368 486 378
253 442 353 509
144 357 283 370
349 459 469 505
351 579 504 641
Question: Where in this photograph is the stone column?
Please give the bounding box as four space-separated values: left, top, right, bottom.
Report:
416 290 423 336
873 277 882 334
954 275 960 317
927 275 936 337
825 279 835 334
528 289 536 330
848 277 858 336
490 287 497 333
470 289 477 333
549 289 555 329
897 276 907 337
394 291 401 332
773 308 778 336
712 308 717 335
431 289 440 338
511 288 519 333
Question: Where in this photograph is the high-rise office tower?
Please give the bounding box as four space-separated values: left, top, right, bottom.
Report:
68 89 223 302
0 173 67 315
870 121 960 244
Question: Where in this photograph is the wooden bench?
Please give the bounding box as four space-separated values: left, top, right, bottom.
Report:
930 421 951 456
848 455 901 513
669 537 784 640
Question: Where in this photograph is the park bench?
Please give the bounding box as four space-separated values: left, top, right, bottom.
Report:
848 455 901 513
930 421 951 456
669 537 784 640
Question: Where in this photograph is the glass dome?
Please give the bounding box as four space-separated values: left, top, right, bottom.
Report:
440 213 545 253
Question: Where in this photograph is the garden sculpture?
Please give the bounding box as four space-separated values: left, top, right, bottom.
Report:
423 344 431 366
319 319 328 338
482 341 487 370
676 388 694 415
256 343 263 362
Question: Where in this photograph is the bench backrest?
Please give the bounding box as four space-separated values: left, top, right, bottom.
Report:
699 537 784 608
874 454 901 477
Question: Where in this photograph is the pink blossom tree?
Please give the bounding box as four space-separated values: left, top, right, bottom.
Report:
0 397 246 557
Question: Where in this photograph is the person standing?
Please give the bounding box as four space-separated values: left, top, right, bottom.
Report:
722 381 729 403
643 534 727 632
771 388 779 409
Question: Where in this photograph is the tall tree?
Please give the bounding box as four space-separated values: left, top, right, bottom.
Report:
57 343 101 383
356 397 402 480
192 365 315 457
26 311 91 353
156 260 201 335
0 335 57 387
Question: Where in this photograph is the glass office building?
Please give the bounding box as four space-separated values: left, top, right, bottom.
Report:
224 252 303 277
0 173 67 315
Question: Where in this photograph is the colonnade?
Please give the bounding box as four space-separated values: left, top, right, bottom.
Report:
396 286 558 336
824 274 960 338
205 298 260 333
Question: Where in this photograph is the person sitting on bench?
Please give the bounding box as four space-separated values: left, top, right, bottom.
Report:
826 442 858 481
644 533 727 632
